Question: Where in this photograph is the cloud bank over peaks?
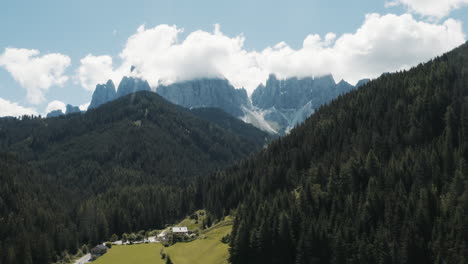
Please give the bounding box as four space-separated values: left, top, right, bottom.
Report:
78 55 117 91
78 24 262 93
0 48 71 104
386 0 468 19
78 14 466 95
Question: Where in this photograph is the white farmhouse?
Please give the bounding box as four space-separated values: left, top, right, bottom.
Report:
172 227 189 235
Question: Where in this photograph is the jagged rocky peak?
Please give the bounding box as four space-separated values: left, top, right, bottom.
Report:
89 80 116 109
252 74 336 110
157 78 249 118
46 109 64 118
336 79 354 93
337 79 350 86
116 76 151 98
250 73 358 135
314 74 336 87
89 75 151 110
265 73 278 86
65 104 80 115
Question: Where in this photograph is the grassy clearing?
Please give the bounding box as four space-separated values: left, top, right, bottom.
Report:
93 215 232 264
93 244 164 264
165 220 232 264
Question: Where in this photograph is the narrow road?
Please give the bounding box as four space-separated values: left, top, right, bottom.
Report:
73 253 91 264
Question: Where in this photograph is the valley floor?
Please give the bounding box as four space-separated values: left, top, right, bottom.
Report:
93 216 232 264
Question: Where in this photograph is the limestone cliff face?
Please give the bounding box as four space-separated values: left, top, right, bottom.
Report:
157 78 249 118
251 74 356 134
116 77 151 98
252 74 340 110
89 80 117 109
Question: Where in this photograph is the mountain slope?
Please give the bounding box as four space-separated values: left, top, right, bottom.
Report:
0 153 77 264
0 91 270 263
190 107 274 147
203 42 468 263
1 91 264 193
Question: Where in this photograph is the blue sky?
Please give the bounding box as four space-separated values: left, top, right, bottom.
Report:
0 0 467 116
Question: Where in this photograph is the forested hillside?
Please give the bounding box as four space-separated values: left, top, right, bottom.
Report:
0 92 266 193
201 42 468 263
0 92 268 264
0 153 78 264
191 107 274 146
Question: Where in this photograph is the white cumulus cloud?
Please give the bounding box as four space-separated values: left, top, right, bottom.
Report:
261 13 465 85
45 100 66 114
77 24 265 93
0 48 71 104
0 97 38 117
77 55 123 91
386 0 468 18
77 14 466 95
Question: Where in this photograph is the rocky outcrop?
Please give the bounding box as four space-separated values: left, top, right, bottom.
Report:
65 104 80 114
157 78 249 117
89 77 151 110
252 74 342 110
47 104 80 118
286 101 315 132
116 77 151 98
46 110 64 118
89 80 116 109
251 74 356 134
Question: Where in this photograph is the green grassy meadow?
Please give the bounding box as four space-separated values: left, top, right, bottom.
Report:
93 244 164 264
165 224 231 264
93 215 232 264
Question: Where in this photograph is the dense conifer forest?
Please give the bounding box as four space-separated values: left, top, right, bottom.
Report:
0 92 270 264
201 42 468 263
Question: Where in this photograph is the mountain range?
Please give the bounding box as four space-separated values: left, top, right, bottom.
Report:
251 74 368 133
83 72 369 135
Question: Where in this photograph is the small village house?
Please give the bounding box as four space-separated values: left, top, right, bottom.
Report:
90 245 108 260
172 227 189 235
